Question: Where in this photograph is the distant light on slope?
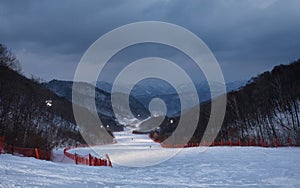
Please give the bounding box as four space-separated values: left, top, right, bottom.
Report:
45 100 52 107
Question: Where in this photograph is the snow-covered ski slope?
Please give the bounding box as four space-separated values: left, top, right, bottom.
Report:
1 131 300 187
1 147 300 187
68 130 181 167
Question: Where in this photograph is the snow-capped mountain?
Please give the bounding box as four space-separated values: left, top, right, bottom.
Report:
96 79 247 116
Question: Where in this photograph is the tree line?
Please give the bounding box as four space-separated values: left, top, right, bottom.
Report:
0 44 84 151
151 59 300 146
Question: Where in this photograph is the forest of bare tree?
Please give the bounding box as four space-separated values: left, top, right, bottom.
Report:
0 44 85 151
151 59 300 146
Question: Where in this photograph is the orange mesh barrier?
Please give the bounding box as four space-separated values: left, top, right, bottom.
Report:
160 137 300 148
64 145 112 167
3 145 51 160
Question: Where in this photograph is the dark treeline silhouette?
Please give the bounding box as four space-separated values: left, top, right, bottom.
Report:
219 60 300 146
0 44 114 151
151 59 300 146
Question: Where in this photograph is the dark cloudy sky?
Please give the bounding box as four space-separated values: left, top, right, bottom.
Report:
1 0 299 83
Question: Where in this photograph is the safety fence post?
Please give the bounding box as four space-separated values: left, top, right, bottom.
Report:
88 154 92 166
106 154 113 168
74 153 78 165
35 148 40 159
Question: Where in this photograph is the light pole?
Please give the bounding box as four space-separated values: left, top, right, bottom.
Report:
45 99 53 151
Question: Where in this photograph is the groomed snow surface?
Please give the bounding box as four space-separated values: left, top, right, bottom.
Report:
1 131 300 187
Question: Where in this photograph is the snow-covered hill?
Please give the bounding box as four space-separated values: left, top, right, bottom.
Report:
1 146 300 187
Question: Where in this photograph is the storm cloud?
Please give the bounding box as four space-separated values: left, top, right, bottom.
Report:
0 0 299 82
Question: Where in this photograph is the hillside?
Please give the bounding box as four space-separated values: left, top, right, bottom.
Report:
0 45 115 150
219 60 300 145
44 79 150 129
151 59 300 146
0 65 83 150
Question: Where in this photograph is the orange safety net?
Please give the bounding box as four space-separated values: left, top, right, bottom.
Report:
3 144 51 160
64 146 112 167
160 137 300 148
